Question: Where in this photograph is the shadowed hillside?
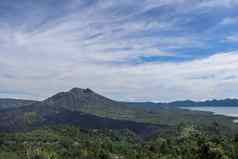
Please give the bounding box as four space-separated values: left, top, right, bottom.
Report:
0 102 169 138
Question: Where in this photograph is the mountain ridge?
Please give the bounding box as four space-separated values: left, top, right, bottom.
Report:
0 98 37 110
1 88 238 111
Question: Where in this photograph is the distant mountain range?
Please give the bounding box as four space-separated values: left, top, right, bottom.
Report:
159 99 238 107
125 99 238 109
0 88 237 137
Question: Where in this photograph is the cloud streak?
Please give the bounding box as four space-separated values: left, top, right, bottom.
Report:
0 0 238 101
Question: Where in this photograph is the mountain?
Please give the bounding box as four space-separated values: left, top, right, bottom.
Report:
43 88 143 121
0 87 237 136
0 98 37 110
42 88 203 125
44 88 129 113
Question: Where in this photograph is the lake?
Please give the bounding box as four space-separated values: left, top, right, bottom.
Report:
181 107 238 118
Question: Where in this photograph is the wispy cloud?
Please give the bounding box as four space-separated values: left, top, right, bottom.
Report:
198 0 238 8
0 0 238 101
219 17 238 25
224 34 238 43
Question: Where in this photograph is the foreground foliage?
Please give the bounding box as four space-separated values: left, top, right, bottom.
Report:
1 123 238 159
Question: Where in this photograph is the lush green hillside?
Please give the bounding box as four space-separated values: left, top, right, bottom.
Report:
1 125 238 159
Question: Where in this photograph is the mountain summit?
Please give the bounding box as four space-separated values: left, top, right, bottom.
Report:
44 88 120 113
70 87 94 94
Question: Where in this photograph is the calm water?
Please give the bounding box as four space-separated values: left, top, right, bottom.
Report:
181 107 238 117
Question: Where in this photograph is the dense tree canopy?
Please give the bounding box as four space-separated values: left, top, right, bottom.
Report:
0 124 238 159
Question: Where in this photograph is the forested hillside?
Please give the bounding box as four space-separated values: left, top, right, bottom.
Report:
1 125 238 159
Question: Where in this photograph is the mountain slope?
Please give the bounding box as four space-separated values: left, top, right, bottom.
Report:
44 88 139 121
0 102 166 138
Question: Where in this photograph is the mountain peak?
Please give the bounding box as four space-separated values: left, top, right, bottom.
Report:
70 88 94 94
44 87 114 112
45 87 96 105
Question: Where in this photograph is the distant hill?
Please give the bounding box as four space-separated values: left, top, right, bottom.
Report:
162 99 238 107
0 99 37 110
125 99 238 109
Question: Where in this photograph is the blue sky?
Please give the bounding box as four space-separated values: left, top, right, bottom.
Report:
1 0 238 102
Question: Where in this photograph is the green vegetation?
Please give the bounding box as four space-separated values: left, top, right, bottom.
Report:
24 112 42 125
1 124 238 159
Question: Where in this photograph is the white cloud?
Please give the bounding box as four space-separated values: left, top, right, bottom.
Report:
198 0 238 8
220 17 238 25
0 0 238 101
1 45 238 102
224 34 238 43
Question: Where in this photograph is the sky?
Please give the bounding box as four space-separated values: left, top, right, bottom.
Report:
1 0 238 102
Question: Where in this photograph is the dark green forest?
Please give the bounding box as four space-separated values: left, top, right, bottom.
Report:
1 124 238 159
